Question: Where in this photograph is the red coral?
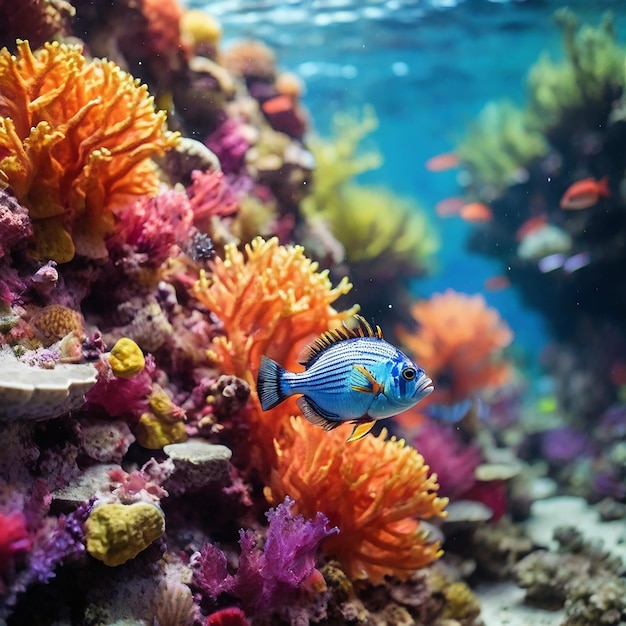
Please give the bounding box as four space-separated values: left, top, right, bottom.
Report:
187 169 239 230
206 607 249 626
0 511 31 574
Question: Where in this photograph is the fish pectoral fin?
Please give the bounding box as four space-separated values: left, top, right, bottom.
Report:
346 420 376 442
297 396 340 431
350 364 384 395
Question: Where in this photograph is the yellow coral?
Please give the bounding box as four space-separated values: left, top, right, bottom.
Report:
85 502 165 566
193 236 356 471
396 289 513 405
135 412 187 449
0 40 179 262
266 418 448 584
109 338 145 379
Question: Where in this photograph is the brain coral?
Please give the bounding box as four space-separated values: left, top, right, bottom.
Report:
0 40 179 262
266 417 448 584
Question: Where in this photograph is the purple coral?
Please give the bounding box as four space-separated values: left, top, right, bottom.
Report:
0 191 32 259
205 119 249 174
193 496 337 617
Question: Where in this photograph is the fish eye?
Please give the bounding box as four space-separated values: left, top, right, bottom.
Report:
401 367 416 381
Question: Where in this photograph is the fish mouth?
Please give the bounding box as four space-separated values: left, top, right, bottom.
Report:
415 375 434 397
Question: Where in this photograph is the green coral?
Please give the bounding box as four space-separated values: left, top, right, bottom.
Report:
456 100 547 192
302 107 437 274
527 10 626 133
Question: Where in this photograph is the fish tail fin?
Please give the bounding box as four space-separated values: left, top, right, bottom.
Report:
599 175 611 198
257 356 289 410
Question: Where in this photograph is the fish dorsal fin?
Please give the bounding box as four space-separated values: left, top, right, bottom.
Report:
298 315 383 366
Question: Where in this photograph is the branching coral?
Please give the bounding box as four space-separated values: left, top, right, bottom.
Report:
396 290 513 405
266 418 448 584
193 496 336 618
193 236 356 467
0 40 179 262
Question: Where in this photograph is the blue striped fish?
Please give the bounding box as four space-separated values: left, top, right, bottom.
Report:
256 315 434 441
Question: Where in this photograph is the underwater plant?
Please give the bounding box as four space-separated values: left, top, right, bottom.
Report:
266 417 448 584
397 289 513 405
455 100 547 193
0 40 179 262
302 108 437 273
527 9 626 137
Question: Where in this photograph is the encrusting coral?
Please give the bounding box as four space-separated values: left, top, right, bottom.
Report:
0 40 179 262
84 501 165 567
397 289 513 405
266 418 448 584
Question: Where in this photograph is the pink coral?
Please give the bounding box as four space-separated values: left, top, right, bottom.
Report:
187 169 239 226
0 512 31 575
412 421 483 500
85 354 155 419
110 188 194 268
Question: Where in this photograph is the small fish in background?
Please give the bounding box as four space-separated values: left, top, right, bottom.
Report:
459 201 493 223
425 151 460 172
538 251 591 274
560 176 610 210
484 275 511 291
435 196 466 218
426 397 489 436
256 315 434 442
515 214 548 241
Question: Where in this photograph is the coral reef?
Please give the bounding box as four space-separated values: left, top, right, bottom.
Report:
397 290 513 405
266 418 448 584
0 40 178 262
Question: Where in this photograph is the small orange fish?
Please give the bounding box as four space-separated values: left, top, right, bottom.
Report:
484 275 510 291
560 176 610 210
515 215 548 241
435 196 465 218
425 152 459 172
459 202 493 223
261 95 294 116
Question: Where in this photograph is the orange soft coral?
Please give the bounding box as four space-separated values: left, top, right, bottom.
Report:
266 417 448 584
0 40 179 262
193 236 356 468
396 289 513 404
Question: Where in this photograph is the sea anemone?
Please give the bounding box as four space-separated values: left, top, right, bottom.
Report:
0 40 179 262
397 289 513 405
266 418 448 584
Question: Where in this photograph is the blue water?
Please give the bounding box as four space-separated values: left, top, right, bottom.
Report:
187 0 626 359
